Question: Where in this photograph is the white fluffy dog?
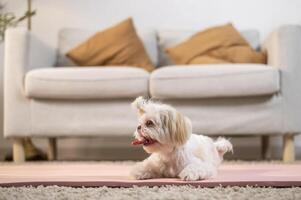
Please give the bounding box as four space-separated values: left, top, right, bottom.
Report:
130 97 233 181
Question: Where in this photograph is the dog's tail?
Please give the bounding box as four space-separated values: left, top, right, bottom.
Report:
214 137 233 158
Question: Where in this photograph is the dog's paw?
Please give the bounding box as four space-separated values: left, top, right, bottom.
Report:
132 171 153 180
179 164 214 181
130 164 154 180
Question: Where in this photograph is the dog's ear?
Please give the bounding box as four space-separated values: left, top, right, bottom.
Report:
161 109 192 146
131 96 148 116
173 112 192 146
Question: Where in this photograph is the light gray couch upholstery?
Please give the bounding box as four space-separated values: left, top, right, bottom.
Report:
4 25 301 162
25 67 149 99
150 64 279 99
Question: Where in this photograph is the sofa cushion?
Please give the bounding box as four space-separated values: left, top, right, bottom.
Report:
25 67 149 99
165 24 266 65
57 27 158 67
66 18 154 72
150 64 280 99
157 29 260 66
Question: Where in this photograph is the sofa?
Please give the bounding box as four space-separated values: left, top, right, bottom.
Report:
4 25 301 162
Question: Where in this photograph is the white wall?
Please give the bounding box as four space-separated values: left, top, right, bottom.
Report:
1 0 301 160
9 0 301 45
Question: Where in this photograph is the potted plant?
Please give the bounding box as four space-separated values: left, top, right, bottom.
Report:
0 0 36 40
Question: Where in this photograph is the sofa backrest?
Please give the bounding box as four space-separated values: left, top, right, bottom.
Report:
57 28 259 67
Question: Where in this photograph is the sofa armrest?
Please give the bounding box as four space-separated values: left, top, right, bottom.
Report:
262 25 301 133
263 25 301 71
4 28 56 137
4 28 29 89
4 28 56 88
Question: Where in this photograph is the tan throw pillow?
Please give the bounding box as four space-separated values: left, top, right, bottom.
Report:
166 23 266 64
66 18 154 72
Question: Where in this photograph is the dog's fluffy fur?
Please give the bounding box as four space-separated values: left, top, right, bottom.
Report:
130 97 233 181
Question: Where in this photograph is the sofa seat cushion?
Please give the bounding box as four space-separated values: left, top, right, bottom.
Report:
25 67 149 99
150 64 280 99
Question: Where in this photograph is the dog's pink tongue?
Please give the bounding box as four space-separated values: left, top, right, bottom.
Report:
131 139 144 146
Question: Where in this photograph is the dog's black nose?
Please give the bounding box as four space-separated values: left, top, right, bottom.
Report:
137 125 142 130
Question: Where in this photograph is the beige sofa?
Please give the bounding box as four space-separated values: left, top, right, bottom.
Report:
4 25 301 162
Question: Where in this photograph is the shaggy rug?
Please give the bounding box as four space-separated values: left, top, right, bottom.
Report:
0 185 301 200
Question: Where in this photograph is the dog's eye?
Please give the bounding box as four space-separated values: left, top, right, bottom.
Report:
145 120 154 127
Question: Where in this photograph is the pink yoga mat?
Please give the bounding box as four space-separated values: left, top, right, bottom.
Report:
0 162 300 187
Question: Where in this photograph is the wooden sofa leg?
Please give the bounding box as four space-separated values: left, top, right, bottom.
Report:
13 139 25 163
283 134 295 163
261 136 271 160
47 138 57 161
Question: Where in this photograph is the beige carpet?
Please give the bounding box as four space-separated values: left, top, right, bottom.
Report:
0 185 301 200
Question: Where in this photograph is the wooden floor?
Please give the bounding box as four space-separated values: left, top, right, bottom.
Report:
0 162 300 187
